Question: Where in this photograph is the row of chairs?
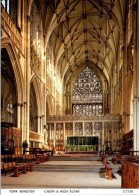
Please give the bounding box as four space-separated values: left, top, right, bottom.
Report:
1 162 16 176
1 154 37 163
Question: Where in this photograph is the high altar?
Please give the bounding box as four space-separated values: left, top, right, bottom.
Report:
46 114 123 152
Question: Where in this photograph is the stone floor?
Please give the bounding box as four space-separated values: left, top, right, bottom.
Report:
1 161 121 189
40 161 103 165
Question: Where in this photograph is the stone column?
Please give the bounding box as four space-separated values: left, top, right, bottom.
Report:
22 101 30 153
133 2 139 154
21 103 25 154
41 115 45 136
102 122 105 151
50 129 51 140
17 103 21 129
63 122 66 150
122 37 127 134
40 116 43 134
25 14 31 150
54 123 56 149
37 116 40 134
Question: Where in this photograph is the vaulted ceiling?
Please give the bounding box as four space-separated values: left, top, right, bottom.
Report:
39 0 126 82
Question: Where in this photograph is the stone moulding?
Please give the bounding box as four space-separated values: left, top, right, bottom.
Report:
47 114 122 122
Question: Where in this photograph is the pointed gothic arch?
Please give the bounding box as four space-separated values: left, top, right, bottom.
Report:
1 38 24 104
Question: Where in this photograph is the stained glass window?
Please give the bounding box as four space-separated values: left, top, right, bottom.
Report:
73 67 102 116
2 0 10 14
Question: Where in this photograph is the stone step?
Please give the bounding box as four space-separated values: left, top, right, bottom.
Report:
33 165 104 173
49 156 103 161
33 163 119 173
49 156 113 161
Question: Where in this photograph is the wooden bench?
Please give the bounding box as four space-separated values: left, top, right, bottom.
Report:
36 155 49 164
122 160 139 188
102 156 107 165
36 156 43 164
14 163 33 177
105 164 112 180
42 155 48 163
128 155 139 162
112 154 125 164
102 157 117 180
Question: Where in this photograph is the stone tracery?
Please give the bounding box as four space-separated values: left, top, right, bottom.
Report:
72 67 102 116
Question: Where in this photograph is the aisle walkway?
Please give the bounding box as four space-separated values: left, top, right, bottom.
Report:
1 161 121 189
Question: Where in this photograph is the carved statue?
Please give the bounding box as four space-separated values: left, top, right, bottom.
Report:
44 130 48 145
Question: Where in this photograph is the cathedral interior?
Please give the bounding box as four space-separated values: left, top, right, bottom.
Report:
1 0 139 189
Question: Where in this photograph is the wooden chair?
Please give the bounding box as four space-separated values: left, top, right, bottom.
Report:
21 155 26 163
26 155 31 163
17 154 22 162
3 163 9 176
8 155 12 162
8 162 13 173
12 154 16 162
1 155 4 162
30 154 35 162
4 155 8 163
12 162 16 168
33 154 36 162
1 162 4 173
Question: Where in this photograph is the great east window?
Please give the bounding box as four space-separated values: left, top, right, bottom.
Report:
72 67 103 116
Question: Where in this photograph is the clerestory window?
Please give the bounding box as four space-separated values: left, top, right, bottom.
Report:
1 0 10 14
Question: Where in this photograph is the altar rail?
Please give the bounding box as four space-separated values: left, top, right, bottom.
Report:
23 150 53 156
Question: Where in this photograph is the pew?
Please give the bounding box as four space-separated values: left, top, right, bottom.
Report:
122 160 139 188
36 155 49 164
102 156 117 180
112 154 122 164
102 156 107 165
112 154 128 164
105 164 112 180
128 155 139 162
14 163 33 177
